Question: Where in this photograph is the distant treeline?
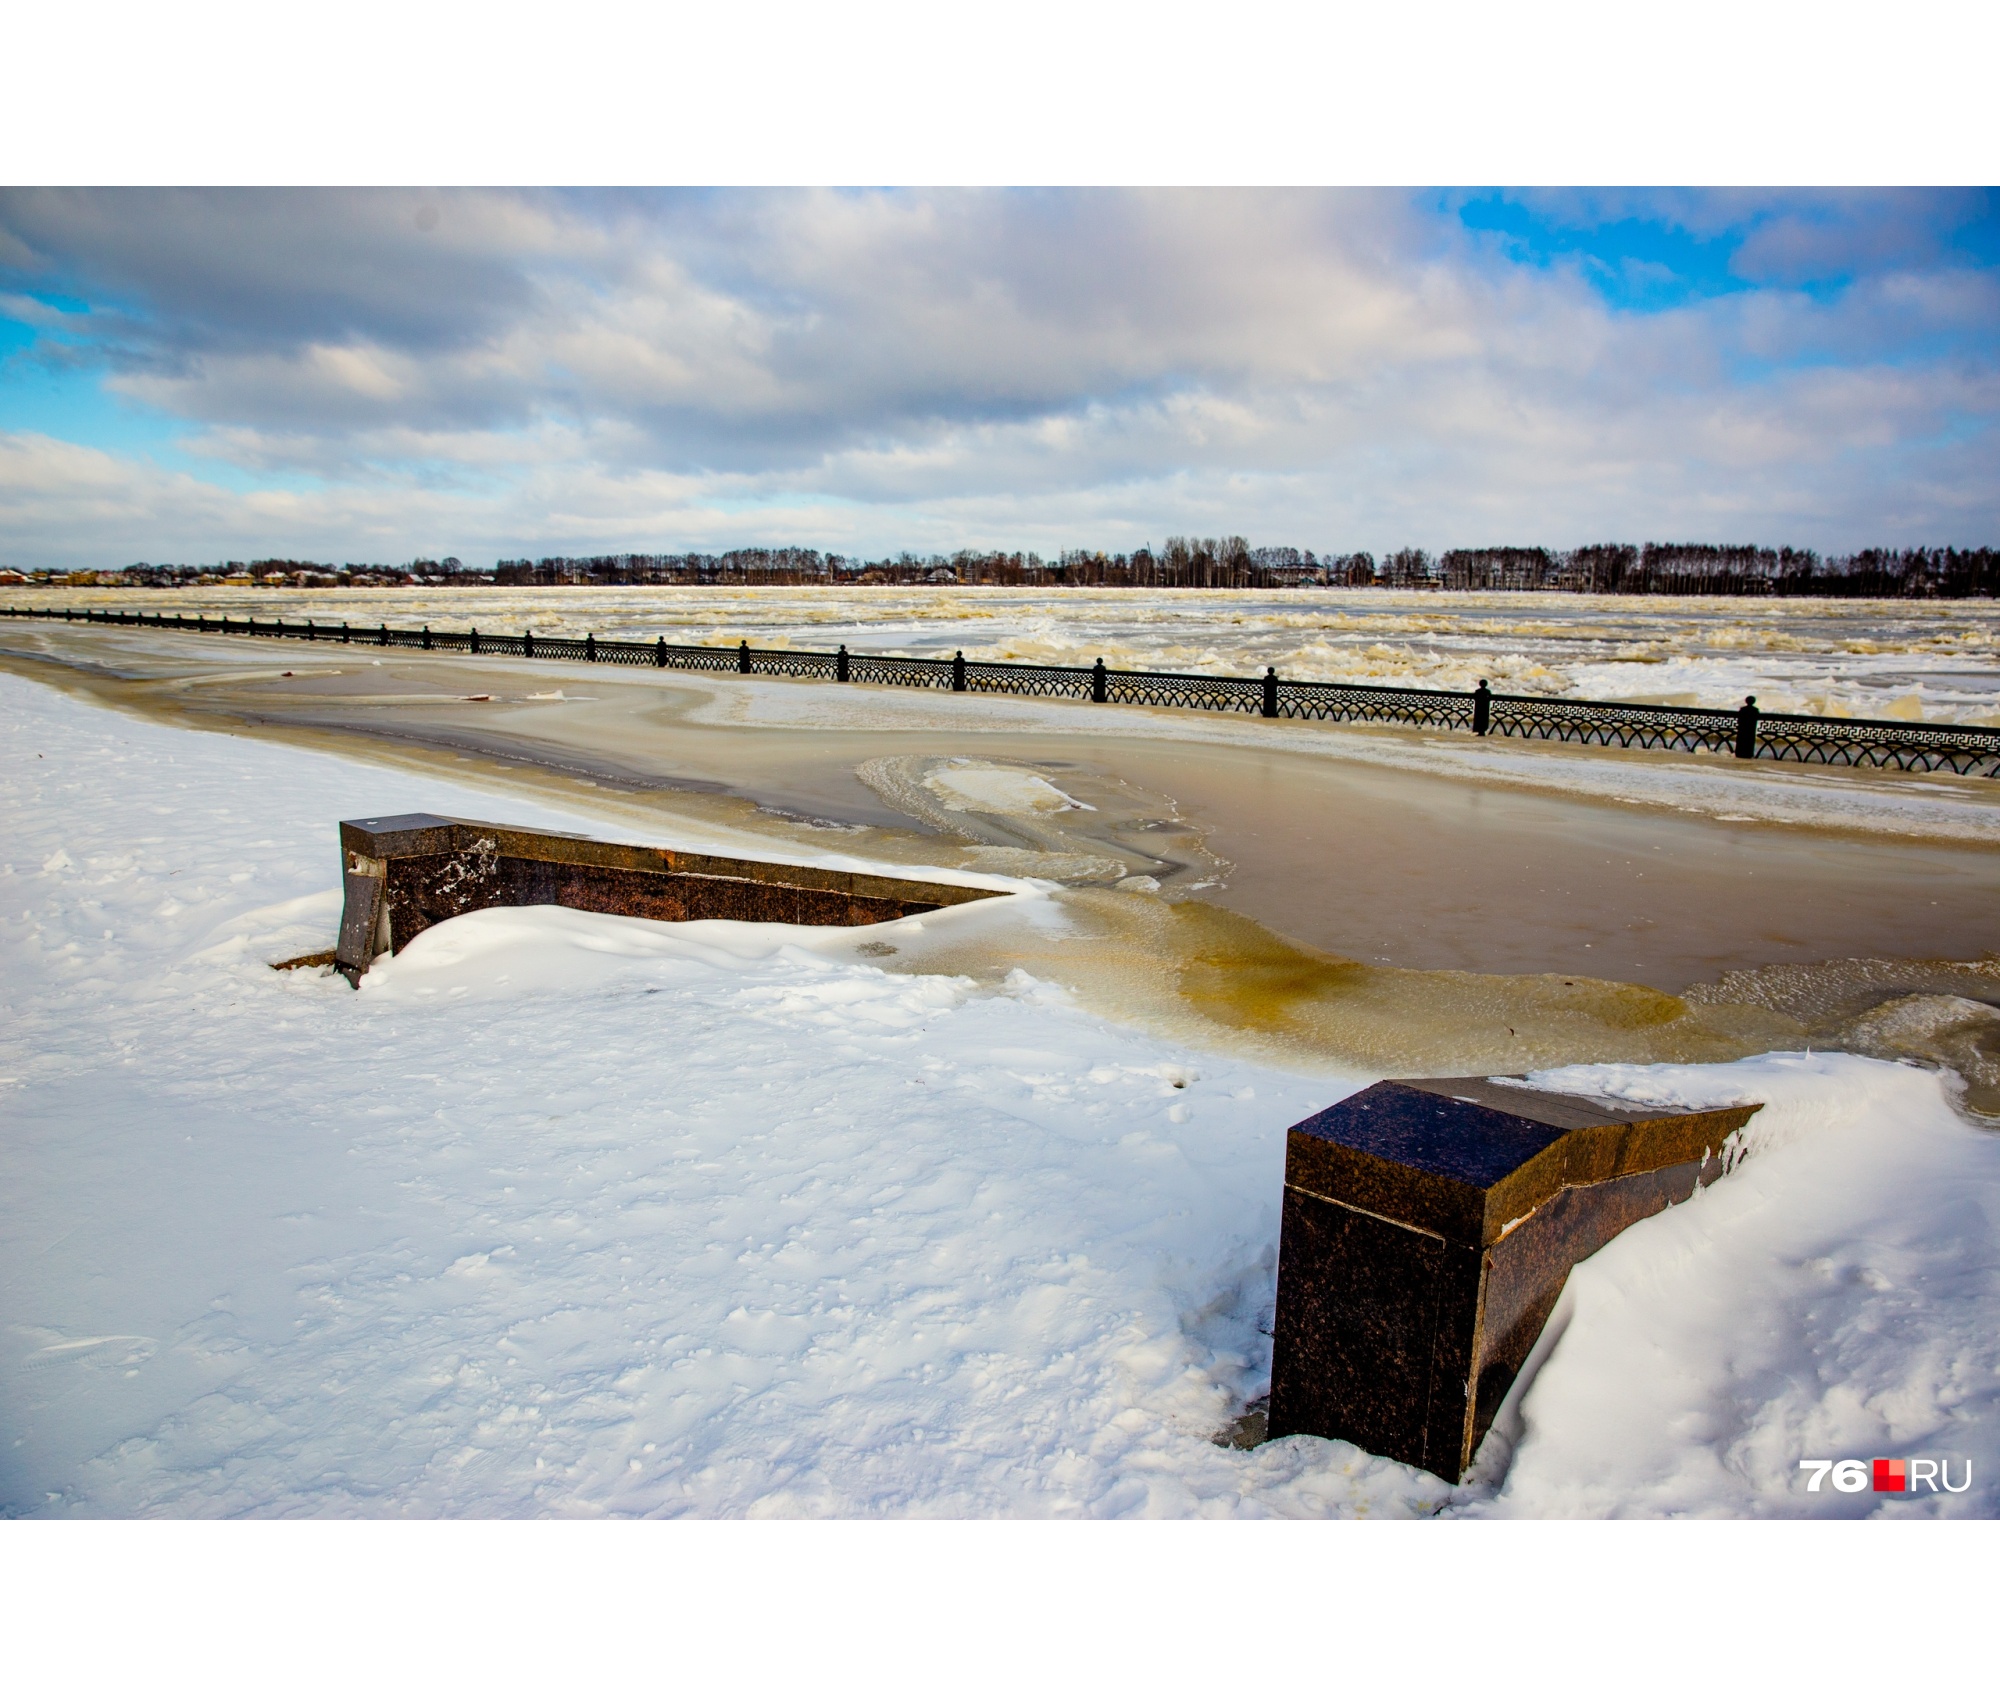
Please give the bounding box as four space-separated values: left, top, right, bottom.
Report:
10 540 1997 596
1433 543 2000 598
492 539 1353 589
17 557 485 590
496 539 2000 596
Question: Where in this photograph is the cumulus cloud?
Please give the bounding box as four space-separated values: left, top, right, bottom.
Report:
0 187 1995 562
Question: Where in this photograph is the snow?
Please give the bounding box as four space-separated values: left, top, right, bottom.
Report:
3 669 1996 1517
1470 1055 2000 1517
923 759 1094 815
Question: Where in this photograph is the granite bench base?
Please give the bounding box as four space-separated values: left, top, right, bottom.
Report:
334 813 1006 986
1267 1076 1761 1483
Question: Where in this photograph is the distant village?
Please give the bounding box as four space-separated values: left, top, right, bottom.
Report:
5 539 1996 597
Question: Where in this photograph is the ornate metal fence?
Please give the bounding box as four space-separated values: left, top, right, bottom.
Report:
1279 677 1477 731
9 603 1999 777
1484 692 1740 754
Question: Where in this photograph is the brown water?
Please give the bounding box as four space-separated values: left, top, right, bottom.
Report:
6 618 1998 1091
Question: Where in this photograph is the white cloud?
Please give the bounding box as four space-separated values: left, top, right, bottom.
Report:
1 188 1996 560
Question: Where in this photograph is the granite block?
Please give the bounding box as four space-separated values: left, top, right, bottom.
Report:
1266 1075 1760 1481
333 814 1006 985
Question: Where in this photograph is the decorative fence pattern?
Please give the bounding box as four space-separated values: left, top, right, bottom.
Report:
10 604 1999 777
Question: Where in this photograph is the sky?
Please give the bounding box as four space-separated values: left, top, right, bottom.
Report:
1 187 1996 568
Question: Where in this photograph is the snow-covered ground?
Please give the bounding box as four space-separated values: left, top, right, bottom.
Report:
3 669 1995 1517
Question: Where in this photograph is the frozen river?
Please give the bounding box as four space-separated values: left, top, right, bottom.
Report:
11 586 2000 724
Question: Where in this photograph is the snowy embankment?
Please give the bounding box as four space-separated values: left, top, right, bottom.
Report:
2 670 1994 1517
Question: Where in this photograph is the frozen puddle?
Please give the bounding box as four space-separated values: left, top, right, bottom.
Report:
924 760 1093 815
2 669 1997 1517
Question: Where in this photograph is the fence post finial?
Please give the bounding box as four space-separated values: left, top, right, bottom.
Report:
1735 695 1760 760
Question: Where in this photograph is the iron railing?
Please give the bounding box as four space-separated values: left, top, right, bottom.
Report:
9 603 1999 777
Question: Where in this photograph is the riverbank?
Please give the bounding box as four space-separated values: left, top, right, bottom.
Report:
8 583 1999 722
5 668 1994 1517
5 615 1998 1103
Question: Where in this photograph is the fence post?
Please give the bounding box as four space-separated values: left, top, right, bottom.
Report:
656 635 666 668
953 650 966 692
586 632 596 663
524 628 535 660
1262 666 1279 718
1473 678 1491 735
1735 696 1760 760
1093 658 1107 703
837 644 849 683
739 639 751 675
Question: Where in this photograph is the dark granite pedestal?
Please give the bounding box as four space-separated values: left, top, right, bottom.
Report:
333 813 1006 986
1266 1076 1761 1482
